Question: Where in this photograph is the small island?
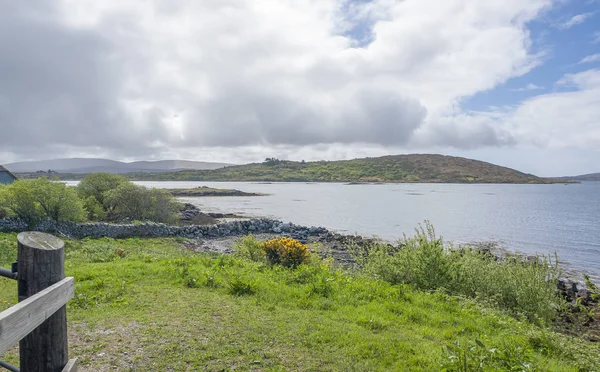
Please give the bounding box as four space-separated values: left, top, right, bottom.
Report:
166 186 264 197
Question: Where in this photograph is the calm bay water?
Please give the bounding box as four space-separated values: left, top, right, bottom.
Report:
139 182 600 277
75 180 600 279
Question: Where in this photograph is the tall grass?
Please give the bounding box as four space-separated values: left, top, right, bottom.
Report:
348 222 564 325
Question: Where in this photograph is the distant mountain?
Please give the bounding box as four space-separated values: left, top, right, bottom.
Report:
556 173 600 181
5 158 230 174
123 154 553 184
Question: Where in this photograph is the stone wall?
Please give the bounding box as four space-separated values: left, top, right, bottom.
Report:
0 217 329 241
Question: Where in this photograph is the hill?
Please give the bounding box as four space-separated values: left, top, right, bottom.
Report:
124 154 549 183
5 158 230 174
557 173 600 181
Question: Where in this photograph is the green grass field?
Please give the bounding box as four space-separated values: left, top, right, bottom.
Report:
0 233 598 371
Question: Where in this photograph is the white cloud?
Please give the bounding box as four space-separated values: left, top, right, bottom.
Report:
595 32 600 43
0 0 562 164
556 13 594 29
456 69 600 150
511 83 544 91
579 54 600 64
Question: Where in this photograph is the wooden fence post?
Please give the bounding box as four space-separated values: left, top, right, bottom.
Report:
17 232 68 372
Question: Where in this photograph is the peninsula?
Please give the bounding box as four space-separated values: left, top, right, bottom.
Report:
125 154 555 184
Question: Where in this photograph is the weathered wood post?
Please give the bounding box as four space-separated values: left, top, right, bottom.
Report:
17 232 68 372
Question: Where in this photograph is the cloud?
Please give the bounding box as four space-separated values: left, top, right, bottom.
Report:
0 0 554 162
511 83 544 91
556 13 594 29
457 69 600 150
578 54 600 64
411 114 517 149
0 2 165 156
595 32 600 43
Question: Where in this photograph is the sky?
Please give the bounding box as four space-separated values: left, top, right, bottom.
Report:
0 0 599 176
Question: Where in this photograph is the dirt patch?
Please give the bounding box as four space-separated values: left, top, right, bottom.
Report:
70 321 146 372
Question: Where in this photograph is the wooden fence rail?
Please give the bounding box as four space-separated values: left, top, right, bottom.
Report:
0 277 74 355
0 232 77 372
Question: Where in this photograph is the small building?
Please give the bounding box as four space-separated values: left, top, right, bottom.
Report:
0 165 17 184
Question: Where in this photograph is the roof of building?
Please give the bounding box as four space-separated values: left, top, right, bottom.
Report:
0 165 18 184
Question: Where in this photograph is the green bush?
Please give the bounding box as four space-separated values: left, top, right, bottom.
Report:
82 196 107 221
0 186 7 217
0 178 85 224
226 274 257 296
451 250 562 324
77 173 128 205
0 180 38 223
146 188 181 223
77 173 128 220
103 183 180 223
350 222 563 325
234 234 265 262
361 224 451 291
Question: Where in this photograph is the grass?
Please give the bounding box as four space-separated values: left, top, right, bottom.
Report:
0 233 598 371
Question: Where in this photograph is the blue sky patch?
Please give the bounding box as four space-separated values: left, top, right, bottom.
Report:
462 0 600 112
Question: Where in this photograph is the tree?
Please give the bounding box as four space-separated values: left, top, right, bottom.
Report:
103 183 181 223
77 173 128 220
77 173 128 205
29 178 85 222
0 178 85 224
264 157 282 166
0 181 37 223
103 183 148 221
146 188 181 223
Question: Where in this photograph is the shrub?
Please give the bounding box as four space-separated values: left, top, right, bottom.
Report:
350 222 563 325
0 185 9 218
30 178 85 222
0 178 85 224
0 180 38 223
227 274 257 296
260 237 310 268
82 196 107 221
146 188 181 223
234 234 265 262
103 183 180 223
451 251 562 324
352 223 451 291
77 173 128 207
77 173 128 220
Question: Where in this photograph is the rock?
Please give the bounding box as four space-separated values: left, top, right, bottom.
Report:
181 203 199 211
577 288 593 304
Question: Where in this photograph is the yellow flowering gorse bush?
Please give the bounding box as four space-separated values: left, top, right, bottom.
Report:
260 237 310 268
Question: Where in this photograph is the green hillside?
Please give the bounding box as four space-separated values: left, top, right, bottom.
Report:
558 173 600 181
124 154 548 183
